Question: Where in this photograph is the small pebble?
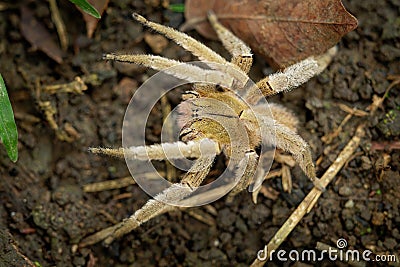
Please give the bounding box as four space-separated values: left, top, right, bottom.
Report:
344 199 354 209
338 185 353 197
345 219 355 230
144 33 169 54
383 237 397 250
213 239 220 247
361 156 372 170
219 232 231 245
235 217 248 234
371 212 385 226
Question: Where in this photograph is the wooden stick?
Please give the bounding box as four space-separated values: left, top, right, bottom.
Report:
83 176 136 192
48 0 68 51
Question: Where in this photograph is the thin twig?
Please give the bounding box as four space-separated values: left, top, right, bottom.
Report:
321 103 367 144
252 169 282 203
38 100 75 142
370 141 400 151
83 172 166 192
184 209 216 226
48 0 68 51
83 176 136 192
42 76 87 95
8 232 37 267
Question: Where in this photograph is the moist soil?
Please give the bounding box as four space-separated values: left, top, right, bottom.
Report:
0 0 399 266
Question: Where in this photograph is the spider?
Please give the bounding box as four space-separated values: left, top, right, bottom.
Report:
80 12 336 247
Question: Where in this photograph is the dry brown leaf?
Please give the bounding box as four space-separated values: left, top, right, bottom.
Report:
184 0 358 68
81 0 109 38
20 6 64 64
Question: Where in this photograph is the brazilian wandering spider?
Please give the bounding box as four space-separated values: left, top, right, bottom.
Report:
80 12 336 247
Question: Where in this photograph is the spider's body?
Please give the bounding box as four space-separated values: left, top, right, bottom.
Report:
81 12 336 247
177 88 260 155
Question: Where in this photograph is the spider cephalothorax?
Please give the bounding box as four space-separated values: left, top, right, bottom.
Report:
80 12 336 247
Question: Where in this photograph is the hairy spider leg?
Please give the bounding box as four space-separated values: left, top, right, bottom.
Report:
226 150 259 199
248 103 300 133
103 54 241 86
89 139 219 161
244 47 337 104
133 13 227 65
257 113 323 189
268 103 299 132
207 11 253 74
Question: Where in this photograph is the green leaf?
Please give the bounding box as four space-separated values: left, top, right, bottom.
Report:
0 74 18 162
68 0 101 18
169 3 185 13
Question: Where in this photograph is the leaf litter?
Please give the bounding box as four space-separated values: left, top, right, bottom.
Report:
20 6 65 64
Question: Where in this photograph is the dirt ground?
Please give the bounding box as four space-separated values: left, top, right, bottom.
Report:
0 0 399 266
